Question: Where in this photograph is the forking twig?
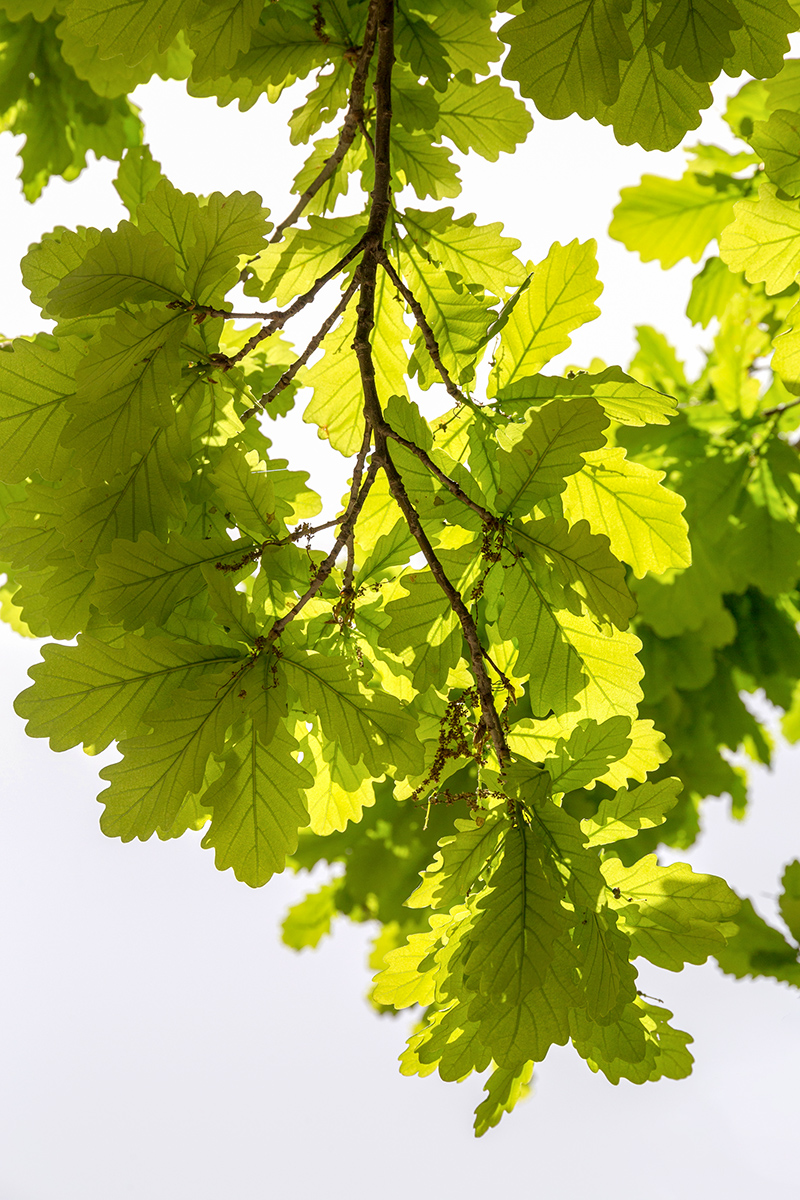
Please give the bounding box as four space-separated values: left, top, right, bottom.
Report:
267 6 379 245
241 276 360 421
348 0 509 767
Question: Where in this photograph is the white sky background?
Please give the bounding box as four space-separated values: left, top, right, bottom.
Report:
0 61 799 1200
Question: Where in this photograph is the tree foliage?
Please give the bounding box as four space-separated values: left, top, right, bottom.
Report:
1 0 800 1135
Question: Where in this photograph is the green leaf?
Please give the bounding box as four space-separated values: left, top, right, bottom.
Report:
554 608 645 721
723 0 797 79
183 190 271 304
396 8 448 92
21 225 103 324
473 1061 534 1138
62 0 198 65
433 5 503 77
302 270 408 452
200 563 258 648
392 127 461 201
245 214 365 306
187 0 263 83
494 557 586 716
463 824 573 1000
492 396 608 517
496 366 677 427
48 221 184 315
303 733 377 835
200 719 312 887
436 75 533 161
393 65 440 134
686 256 746 327
544 716 633 794
492 239 602 390
572 998 693 1084
372 918 446 1009
593 5 712 150
645 0 742 82
574 909 639 1022
134 177 200 271
750 109 800 196
12 548 96 640
714 897 800 985
0 336 83 483
501 0 633 120
602 854 740 970
765 55 800 111
404 999 492 1083
521 780 607 909
610 172 738 269
282 881 341 950
281 649 424 777
582 778 683 846
407 811 505 912
300 299 363 456
97 666 248 841
468 939 580 1066
209 444 280 541
399 242 492 386
399 206 525 297
15 632 241 751
511 515 635 629
380 570 463 691
114 145 166 214
64 309 188 482
563 446 691 578
56 415 193 566
779 859 800 943
92 530 257 629
720 181 800 294
598 720 670 789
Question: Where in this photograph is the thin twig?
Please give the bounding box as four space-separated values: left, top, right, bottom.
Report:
191 307 277 321
482 649 516 704
268 458 379 641
342 533 356 600
266 517 341 547
761 395 800 418
358 115 376 157
373 417 497 524
268 3 379 244
378 444 509 764
376 248 478 410
241 277 360 420
225 239 367 368
346 424 374 512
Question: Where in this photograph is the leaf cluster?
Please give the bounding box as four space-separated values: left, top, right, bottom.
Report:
1 0 800 1136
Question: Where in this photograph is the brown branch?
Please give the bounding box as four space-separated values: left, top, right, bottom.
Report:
267 456 379 641
267 517 341 547
241 276 360 420
376 249 477 410
341 533 356 611
344 0 508 765
373 416 497 524
351 0 395 435
377 444 509 765
268 3 379 245
181 305 276 321
346 424 374 512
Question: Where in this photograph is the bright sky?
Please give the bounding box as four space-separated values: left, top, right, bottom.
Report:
0 68 798 1200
